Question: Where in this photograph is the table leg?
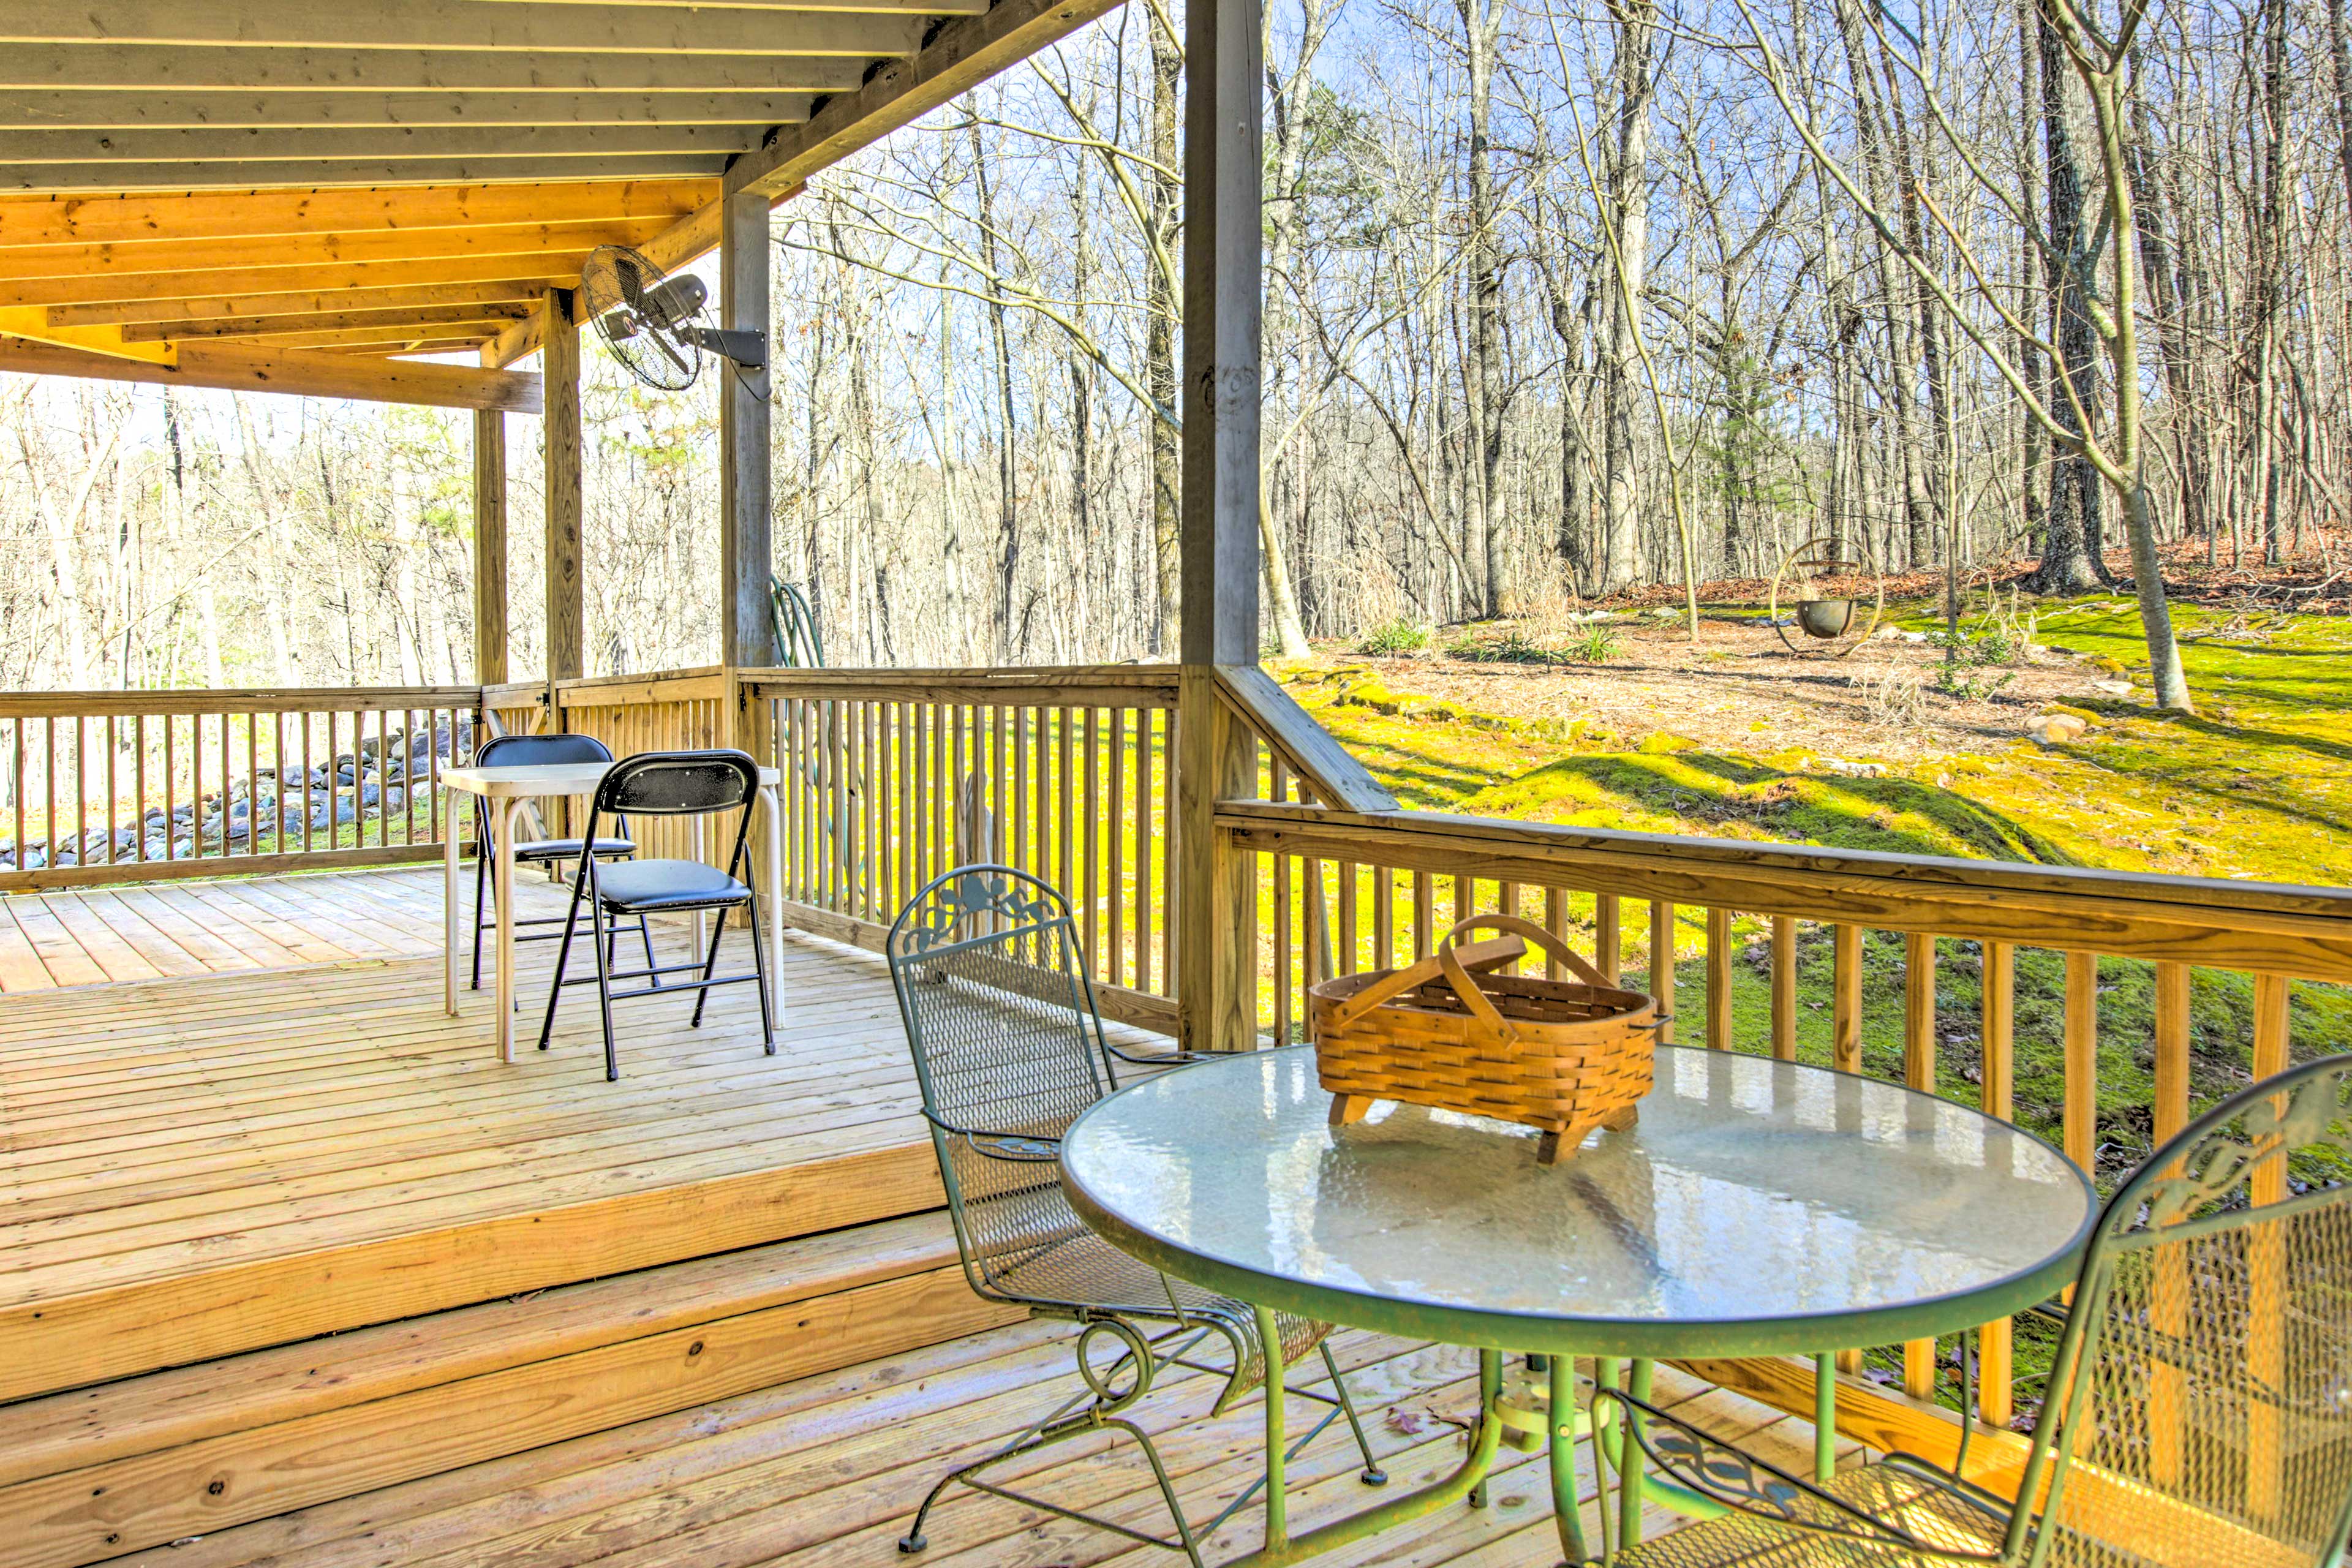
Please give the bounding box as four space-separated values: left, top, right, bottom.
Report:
1620 1358 1654 1552
1257 1305 1288 1554
762 783 784 1018
1226 1336 1504 1568
1814 1352 1837 1485
1550 1351 1588 1566
443 786 461 1018
494 797 522 1063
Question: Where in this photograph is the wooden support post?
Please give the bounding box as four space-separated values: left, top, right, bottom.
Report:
1174 0 1264 1054
718 190 773 671
472 409 508 687
541 287 584 687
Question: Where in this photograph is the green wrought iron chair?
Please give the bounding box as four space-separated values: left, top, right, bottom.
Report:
885 864 1386 1566
1589 1052 2352 1567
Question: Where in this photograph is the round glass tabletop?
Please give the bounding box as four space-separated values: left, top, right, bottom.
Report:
1061 1044 2097 1358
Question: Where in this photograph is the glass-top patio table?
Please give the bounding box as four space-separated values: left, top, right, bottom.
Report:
1060 1044 2096 1567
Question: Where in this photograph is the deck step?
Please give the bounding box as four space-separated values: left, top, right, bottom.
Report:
0 1213 1017 1568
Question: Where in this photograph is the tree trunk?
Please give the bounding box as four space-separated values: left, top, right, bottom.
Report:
966 119 1022 660
1460 0 1512 616
1596 0 1656 597
2035 0 2108 594
1145 17 1183 655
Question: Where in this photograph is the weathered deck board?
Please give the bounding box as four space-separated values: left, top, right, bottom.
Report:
0 867 949 1402
94 1320 1853 1568
0 866 461 989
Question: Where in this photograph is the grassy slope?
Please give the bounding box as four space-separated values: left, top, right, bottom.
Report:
1280 598 2352 1174
1281 599 2352 1417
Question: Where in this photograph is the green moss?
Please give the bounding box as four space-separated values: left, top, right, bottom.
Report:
1459 751 2076 864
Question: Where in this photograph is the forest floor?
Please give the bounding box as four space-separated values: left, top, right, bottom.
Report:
1277 570 2352 1421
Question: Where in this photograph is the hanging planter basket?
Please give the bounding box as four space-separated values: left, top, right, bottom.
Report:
1308 914 1662 1164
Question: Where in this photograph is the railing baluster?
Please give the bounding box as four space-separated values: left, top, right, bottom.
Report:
1903 931 1939 1397
1706 907 1733 1049
1831 924 1863 1074
1108 706 1126 990
1649 900 1676 1045
1977 939 2016 1428
2064 951 2098 1174
2248 973 2291 1517
1771 916 1798 1060
1595 891 1619 982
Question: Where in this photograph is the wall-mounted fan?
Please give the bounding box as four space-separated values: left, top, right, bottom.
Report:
577 244 766 392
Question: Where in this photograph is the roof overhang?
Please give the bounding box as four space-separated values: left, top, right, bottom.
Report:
0 0 1121 407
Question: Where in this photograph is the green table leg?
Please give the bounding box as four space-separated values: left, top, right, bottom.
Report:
1814 1352 1837 1485
1257 1306 1289 1554
1225 1341 1505 1568
1619 1359 1653 1553
1548 1349 1588 1566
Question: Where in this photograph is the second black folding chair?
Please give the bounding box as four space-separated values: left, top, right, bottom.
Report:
470 732 657 991
535 748 777 1080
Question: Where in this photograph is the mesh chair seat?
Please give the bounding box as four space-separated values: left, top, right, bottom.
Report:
1613 1465 2011 1566
589 858 752 913
512 835 636 862
986 1214 1331 1410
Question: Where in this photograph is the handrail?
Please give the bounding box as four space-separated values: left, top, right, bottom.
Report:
1218 799 2352 979
1213 665 1397 814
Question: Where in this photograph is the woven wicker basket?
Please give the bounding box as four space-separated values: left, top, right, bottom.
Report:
1308 914 1660 1164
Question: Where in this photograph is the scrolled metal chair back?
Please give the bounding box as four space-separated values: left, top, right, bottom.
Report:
2022 1054 2352 1567
887 865 1118 1303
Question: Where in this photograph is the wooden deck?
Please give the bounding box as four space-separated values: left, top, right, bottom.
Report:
0 867 944 1403
0 867 453 990
97 1319 1853 1568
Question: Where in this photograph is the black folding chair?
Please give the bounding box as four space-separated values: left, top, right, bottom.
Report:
534 748 776 1080
470 732 656 991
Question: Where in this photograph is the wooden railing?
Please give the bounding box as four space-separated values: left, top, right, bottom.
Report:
0 686 483 891
1215 792 2352 1444
734 666 1183 1032
8 659 2348 1481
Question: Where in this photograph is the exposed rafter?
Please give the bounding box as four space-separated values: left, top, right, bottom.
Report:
0 0 1125 403
0 181 711 248
0 5 953 53
0 334 541 412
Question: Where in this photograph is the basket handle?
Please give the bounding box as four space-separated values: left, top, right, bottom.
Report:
1325 938 1518 1041
1438 913 1613 990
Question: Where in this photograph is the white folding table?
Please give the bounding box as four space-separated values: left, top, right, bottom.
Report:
442 760 785 1062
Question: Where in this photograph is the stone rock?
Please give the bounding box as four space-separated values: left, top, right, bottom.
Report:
2027 712 2090 745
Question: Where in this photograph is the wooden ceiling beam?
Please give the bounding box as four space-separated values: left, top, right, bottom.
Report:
50 281 554 328
723 0 1123 202
478 184 739 369
239 321 513 350
0 181 710 249
0 91 815 131
0 254 600 309
323 339 491 358
0 6 948 53
0 156 732 194
0 48 875 96
0 335 541 413
121 303 532 342
0 123 789 168
0 217 676 282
